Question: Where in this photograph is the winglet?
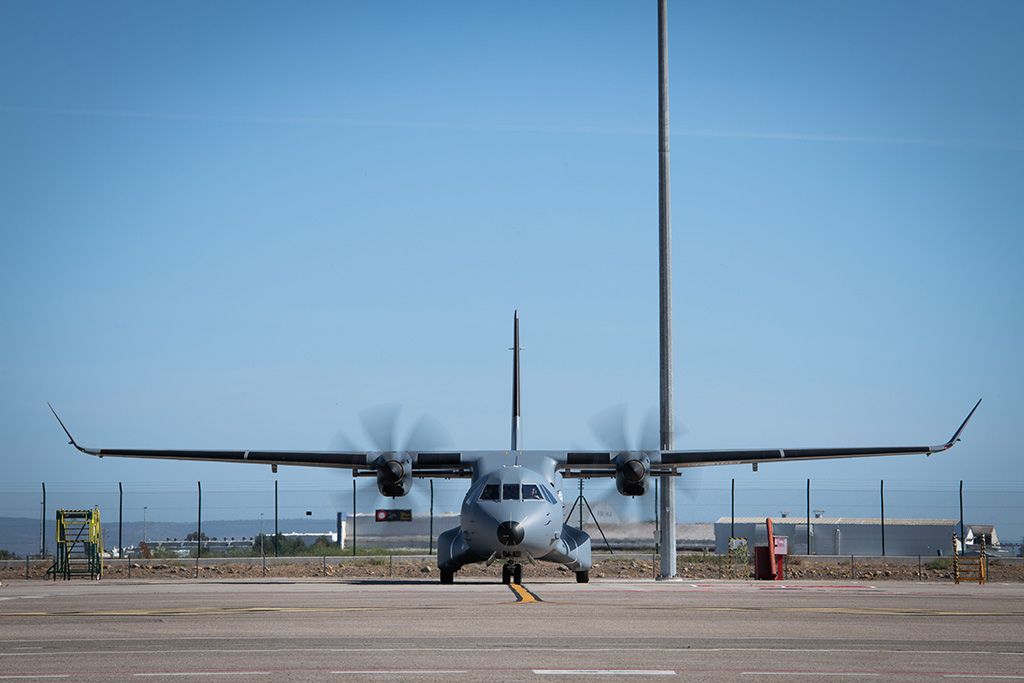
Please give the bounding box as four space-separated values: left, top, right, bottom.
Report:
47 403 98 455
936 398 982 452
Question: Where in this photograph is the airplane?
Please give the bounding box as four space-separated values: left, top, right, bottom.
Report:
49 311 980 585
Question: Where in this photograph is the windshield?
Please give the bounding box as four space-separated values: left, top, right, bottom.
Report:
522 484 543 501
502 484 520 501
480 484 500 501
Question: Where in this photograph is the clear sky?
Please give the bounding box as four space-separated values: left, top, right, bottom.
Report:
1 2 1022 537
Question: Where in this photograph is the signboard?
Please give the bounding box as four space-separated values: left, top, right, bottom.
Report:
375 509 412 522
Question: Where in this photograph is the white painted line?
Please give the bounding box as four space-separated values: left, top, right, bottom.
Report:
943 677 1024 680
534 671 676 677
134 674 270 678
0 677 71 680
742 674 879 678
331 672 467 676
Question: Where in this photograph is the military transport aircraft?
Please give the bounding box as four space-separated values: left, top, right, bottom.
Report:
49 312 980 585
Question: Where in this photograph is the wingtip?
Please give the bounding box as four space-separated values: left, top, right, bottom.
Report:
946 398 982 449
47 402 78 448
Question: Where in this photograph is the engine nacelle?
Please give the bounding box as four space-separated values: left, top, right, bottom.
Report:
614 453 650 497
376 454 413 497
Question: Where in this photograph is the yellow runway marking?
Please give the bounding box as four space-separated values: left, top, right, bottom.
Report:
508 583 542 603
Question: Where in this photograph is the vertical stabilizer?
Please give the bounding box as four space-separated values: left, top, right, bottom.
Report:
511 310 521 451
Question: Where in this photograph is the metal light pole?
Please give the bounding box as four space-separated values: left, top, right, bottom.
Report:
143 506 148 545
656 0 677 580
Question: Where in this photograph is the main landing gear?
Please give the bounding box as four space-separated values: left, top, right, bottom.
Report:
502 563 523 585
440 569 454 584
575 570 589 583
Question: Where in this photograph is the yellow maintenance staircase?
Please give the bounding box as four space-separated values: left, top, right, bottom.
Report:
953 533 987 585
48 508 103 580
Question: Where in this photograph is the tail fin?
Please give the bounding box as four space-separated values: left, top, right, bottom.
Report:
511 310 521 451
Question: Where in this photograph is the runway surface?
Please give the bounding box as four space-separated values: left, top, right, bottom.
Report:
1 578 1022 681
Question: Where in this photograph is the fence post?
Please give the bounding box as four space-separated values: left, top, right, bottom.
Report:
40 482 46 558
959 480 965 550
806 478 811 555
274 479 279 558
196 481 202 578
730 478 735 540
880 480 885 557
118 482 123 559
352 479 357 557
850 554 854 580
429 480 434 555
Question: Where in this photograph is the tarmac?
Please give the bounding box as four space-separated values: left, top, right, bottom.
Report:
1 578 1022 681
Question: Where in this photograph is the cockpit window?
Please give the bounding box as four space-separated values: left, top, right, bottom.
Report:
502 484 520 501
539 485 558 504
522 484 543 501
480 484 500 501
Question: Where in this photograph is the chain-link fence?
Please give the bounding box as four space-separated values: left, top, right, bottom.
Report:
1 477 1021 559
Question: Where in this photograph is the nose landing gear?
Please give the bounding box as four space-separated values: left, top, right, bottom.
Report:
501 563 523 585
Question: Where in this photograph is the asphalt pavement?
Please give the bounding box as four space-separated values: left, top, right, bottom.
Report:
1 577 1022 681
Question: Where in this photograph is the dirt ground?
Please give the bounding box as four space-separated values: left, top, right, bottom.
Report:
4 554 1021 582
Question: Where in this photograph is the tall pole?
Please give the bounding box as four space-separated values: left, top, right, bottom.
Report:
806 478 811 555
656 0 676 580
118 482 123 559
274 479 279 557
40 482 46 557
351 479 357 557
429 480 435 555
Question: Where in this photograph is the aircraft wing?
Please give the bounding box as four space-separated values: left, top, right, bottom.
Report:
559 399 981 476
47 404 474 477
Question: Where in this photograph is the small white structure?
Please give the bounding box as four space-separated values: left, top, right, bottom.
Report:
715 517 957 556
965 524 999 548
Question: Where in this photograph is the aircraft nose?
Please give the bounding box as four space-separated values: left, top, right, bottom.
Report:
496 521 525 546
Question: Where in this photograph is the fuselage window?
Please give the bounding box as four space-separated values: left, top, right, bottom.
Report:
522 484 543 501
502 483 520 501
480 484 500 501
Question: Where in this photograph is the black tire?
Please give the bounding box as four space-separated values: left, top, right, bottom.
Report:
440 569 454 584
501 565 511 585
575 570 589 583
513 564 523 585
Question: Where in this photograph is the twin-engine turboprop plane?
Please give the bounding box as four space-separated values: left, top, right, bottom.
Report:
50 312 980 584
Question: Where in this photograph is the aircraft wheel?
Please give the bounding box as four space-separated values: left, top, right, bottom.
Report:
440 569 454 584
513 564 523 585
575 570 589 583
501 565 511 585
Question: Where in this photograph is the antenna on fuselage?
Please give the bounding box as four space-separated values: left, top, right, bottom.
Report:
511 310 521 453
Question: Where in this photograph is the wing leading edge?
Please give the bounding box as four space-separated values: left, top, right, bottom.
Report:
655 398 982 469
50 399 980 475
556 399 980 475
47 403 473 476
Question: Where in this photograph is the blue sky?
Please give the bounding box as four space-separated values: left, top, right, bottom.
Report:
1 2 1022 535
